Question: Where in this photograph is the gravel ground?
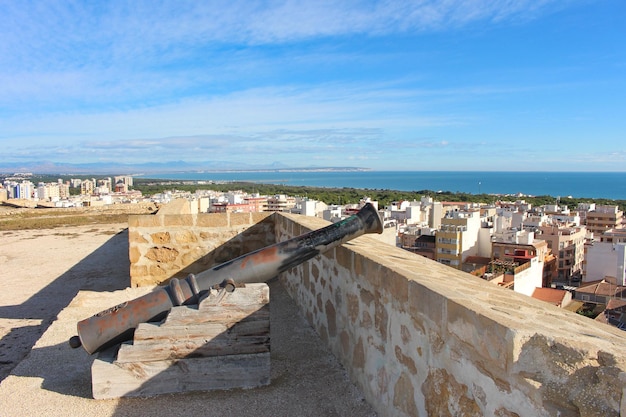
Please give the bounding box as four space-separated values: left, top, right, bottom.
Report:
0 224 376 417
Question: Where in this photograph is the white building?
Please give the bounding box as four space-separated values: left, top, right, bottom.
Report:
513 256 546 297
291 198 327 217
36 182 61 202
585 242 626 286
435 209 482 269
323 205 344 223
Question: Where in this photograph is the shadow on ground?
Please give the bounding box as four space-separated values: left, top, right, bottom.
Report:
0 229 130 382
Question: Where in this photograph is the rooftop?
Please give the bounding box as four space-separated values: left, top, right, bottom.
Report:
531 287 569 306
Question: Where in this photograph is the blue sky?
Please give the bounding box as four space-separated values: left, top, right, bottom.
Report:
1 0 624 172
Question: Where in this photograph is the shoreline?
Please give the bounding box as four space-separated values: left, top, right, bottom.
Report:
133 171 626 201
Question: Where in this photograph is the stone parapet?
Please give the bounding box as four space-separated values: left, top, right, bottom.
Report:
275 213 626 417
128 211 273 287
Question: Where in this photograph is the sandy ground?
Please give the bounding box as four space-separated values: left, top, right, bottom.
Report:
0 224 376 417
0 223 130 381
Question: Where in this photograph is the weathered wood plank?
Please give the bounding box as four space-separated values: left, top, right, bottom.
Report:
133 319 270 341
117 320 270 362
197 283 270 310
163 304 269 326
161 282 269 325
116 336 269 362
93 349 270 399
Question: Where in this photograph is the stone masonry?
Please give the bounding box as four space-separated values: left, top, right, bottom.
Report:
275 213 626 417
129 206 626 416
128 206 273 287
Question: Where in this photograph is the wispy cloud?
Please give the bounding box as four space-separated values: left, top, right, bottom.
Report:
1 1 570 67
0 0 582 116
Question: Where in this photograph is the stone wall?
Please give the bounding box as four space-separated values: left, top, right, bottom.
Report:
275 213 626 417
128 211 273 287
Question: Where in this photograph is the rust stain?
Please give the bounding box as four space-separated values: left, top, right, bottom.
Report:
240 246 279 269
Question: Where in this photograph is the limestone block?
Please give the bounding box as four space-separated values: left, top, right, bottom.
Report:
335 246 353 271
128 230 148 244
162 214 194 227
156 198 192 215
251 212 272 223
129 214 163 228
174 230 198 244
150 231 171 244
128 246 141 264
422 368 481 417
130 264 148 279
149 264 168 278
385 268 409 307
394 372 419 416
145 247 179 263
196 213 228 228
229 212 252 226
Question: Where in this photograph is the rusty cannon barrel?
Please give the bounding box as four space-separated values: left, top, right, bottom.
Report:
73 203 383 354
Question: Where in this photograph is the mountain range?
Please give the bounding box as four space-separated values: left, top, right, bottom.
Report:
0 160 366 175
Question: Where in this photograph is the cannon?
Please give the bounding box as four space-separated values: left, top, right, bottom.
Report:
72 203 383 354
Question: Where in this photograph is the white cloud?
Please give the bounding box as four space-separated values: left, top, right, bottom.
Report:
1 1 571 68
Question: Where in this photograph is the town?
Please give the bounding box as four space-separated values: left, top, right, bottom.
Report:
2 173 625 332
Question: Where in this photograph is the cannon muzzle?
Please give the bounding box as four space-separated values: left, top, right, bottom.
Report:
74 203 383 354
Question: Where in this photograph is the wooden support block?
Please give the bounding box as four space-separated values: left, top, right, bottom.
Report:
92 283 271 399
93 348 270 399
116 320 270 362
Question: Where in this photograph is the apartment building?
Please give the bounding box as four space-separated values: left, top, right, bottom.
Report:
435 209 481 269
584 228 626 285
265 194 296 212
6 180 34 199
210 201 259 213
600 229 626 244
290 197 327 217
577 202 595 226
538 224 586 281
522 213 550 232
80 179 95 195
114 175 133 188
399 232 436 260
209 192 268 213
585 241 626 286
584 205 624 236
491 237 555 294
245 196 268 213
36 182 60 201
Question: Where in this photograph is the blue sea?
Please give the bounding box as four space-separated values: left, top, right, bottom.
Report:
139 171 626 201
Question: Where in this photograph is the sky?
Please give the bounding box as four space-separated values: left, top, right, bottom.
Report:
1 0 625 172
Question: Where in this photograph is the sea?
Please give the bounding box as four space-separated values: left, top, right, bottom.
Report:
138 171 626 201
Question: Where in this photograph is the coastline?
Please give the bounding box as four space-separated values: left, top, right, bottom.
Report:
135 170 626 201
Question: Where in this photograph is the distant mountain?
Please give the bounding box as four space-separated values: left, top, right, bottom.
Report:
0 160 201 175
0 160 368 175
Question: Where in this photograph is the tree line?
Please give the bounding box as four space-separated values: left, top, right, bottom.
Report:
5 174 623 211
131 178 626 212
